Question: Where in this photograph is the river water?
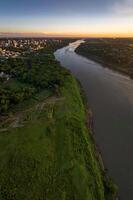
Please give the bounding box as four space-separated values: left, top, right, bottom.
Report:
55 40 133 200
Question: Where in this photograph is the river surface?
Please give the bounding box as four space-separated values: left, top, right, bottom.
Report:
55 40 133 200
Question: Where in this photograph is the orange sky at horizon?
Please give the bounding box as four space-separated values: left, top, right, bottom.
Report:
0 31 133 38
1 0 133 38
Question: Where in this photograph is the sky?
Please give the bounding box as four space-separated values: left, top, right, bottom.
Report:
0 0 133 37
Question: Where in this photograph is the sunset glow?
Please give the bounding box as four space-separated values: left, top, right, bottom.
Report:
0 0 133 37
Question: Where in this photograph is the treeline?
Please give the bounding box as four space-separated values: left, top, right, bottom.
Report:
76 39 133 78
0 39 74 114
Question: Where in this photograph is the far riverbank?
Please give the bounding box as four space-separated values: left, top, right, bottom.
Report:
75 41 133 79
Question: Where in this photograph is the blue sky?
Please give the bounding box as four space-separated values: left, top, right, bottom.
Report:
0 0 133 37
0 0 114 16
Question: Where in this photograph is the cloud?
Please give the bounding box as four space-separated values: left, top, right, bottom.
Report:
113 0 133 16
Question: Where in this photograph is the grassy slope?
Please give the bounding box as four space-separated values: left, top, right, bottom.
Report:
0 75 115 200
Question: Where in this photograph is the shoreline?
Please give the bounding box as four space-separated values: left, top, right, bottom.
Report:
78 79 107 171
75 50 133 80
87 108 105 171
86 101 120 200
55 42 119 199
78 80 119 200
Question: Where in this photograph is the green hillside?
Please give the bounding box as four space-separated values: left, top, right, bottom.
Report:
0 42 117 199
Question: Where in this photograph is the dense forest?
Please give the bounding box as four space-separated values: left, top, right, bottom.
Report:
0 39 74 114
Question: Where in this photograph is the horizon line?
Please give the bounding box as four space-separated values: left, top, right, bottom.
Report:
0 32 133 39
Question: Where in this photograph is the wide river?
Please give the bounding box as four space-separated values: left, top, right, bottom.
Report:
55 40 133 200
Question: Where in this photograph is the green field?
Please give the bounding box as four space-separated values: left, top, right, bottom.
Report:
0 75 116 200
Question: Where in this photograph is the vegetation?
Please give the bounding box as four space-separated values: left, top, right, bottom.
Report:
0 39 72 113
0 75 117 200
0 39 117 199
76 38 133 78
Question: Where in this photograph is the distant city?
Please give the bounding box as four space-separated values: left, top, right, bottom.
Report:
0 38 62 58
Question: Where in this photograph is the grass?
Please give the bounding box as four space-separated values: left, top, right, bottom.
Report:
0 75 116 200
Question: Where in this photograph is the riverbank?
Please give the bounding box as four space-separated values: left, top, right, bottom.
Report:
78 80 118 200
0 73 116 200
75 40 133 79
0 41 117 200
55 40 132 199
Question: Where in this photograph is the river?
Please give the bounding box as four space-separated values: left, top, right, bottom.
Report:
55 40 133 200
